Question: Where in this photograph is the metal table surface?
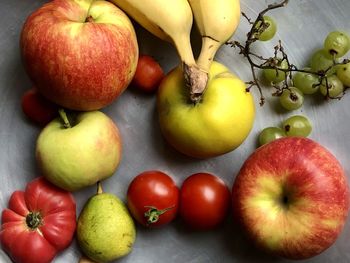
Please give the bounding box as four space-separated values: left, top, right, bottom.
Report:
1 0 350 262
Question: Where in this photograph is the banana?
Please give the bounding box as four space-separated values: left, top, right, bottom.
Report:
108 0 195 68
188 0 241 73
108 0 208 101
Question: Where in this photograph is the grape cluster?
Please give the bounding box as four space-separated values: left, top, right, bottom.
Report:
258 23 350 110
258 115 312 146
231 6 350 147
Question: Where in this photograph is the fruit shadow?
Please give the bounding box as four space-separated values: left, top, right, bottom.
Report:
172 212 282 263
2 48 43 184
3 49 33 122
221 216 282 262
306 90 337 108
133 22 202 73
134 23 177 73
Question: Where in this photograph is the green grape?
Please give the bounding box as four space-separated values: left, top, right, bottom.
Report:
319 75 344 97
279 87 304 111
310 49 337 74
255 16 277 41
324 31 350 58
336 62 350 87
292 68 320 94
282 115 312 137
258 127 285 146
263 59 288 84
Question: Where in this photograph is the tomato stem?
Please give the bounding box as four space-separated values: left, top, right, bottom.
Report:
58 108 71 128
144 206 174 225
26 211 42 230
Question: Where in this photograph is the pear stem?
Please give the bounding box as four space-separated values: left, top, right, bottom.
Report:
97 181 103 195
58 109 71 128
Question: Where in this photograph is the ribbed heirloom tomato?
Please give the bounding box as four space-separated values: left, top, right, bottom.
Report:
180 173 231 230
127 171 179 227
0 177 76 263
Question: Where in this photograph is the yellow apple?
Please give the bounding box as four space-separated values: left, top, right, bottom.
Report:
157 61 255 158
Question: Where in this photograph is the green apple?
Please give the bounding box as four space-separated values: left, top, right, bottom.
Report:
157 61 255 158
36 110 122 191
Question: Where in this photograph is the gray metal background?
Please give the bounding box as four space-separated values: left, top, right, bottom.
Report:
1 0 350 262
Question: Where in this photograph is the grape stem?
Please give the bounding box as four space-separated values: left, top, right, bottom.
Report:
226 0 348 105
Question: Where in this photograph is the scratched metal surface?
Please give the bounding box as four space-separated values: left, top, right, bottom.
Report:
1 0 350 262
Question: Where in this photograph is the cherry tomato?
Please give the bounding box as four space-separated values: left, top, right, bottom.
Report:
131 55 164 93
21 88 58 126
180 173 231 230
127 170 179 227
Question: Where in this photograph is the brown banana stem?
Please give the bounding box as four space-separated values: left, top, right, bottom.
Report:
183 63 209 103
174 34 209 102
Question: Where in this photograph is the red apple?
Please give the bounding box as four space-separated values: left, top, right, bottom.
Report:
20 0 138 111
232 137 350 260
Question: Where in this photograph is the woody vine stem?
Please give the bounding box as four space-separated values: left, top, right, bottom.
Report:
226 0 349 106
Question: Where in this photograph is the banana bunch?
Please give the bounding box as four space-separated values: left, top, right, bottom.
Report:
109 0 241 99
188 0 241 72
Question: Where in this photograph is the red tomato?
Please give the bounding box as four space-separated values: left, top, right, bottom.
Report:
127 170 179 227
0 177 76 263
180 173 231 230
21 88 58 126
131 55 164 93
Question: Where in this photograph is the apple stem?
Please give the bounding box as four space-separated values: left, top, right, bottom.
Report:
97 181 103 195
85 15 94 23
58 109 71 128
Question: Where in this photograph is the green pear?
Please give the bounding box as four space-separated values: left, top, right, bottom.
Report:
77 183 136 263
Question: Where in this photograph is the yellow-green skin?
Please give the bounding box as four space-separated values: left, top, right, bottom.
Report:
157 61 255 158
36 111 122 191
77 193 136 263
